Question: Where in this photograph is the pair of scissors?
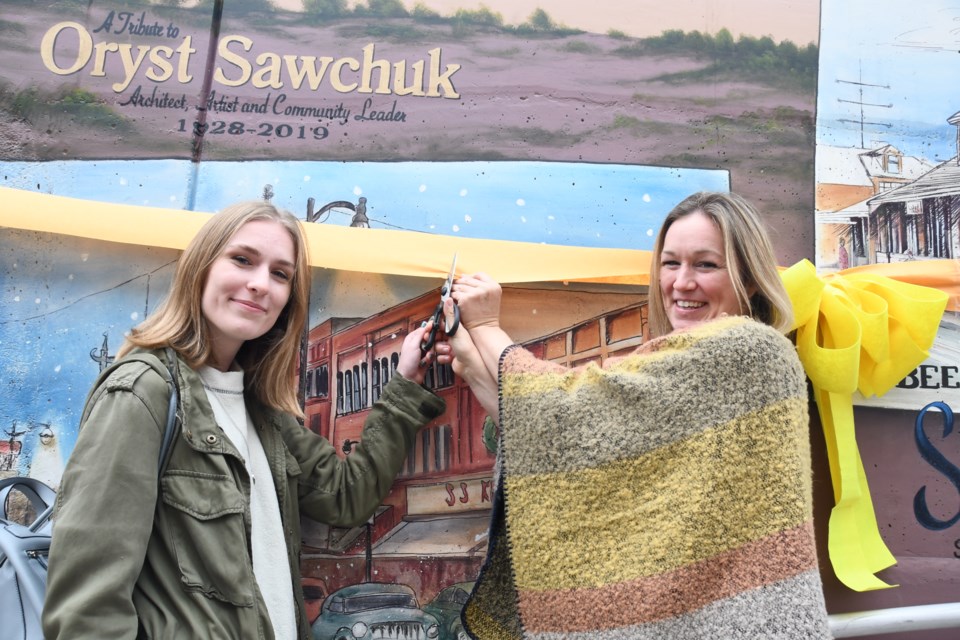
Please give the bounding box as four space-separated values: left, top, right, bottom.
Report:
421 253 460 356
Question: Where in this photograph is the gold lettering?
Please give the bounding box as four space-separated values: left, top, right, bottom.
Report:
145 46 174 82
214 35 253 87
359 43 391 95
330 57 360 93
40 22 195 91
252 51 283 89
113 43 152 92
92 41 117 78
203 38 459 98
282 55 334 90
426 47 460 98
40 22 92 76
393 59 424 96
175 37 195 83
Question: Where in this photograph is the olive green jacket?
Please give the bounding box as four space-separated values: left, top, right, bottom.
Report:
43 348 445 639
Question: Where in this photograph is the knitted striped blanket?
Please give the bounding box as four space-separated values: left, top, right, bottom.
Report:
463 316 831 639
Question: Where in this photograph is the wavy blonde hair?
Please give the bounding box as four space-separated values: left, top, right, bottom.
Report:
120 201 311 417
648 191 793 338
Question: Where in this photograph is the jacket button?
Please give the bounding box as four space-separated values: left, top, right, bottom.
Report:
205 434 218 445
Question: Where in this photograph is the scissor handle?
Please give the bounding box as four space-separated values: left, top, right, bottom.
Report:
420 304 443 355
444 302 460 336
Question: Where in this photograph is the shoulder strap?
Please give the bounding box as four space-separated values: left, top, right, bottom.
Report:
157 347 181 477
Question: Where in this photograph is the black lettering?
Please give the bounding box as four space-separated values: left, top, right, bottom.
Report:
206 91 239 113
354 98 406 122
943 366 960 390
116 11 134 34
118 85 187 110
920 364 939 389
122 12 164 37
898 368 920 389
92 11 116 34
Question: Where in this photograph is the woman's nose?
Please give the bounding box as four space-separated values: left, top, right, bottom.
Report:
247 266 270 292
674 266 697 290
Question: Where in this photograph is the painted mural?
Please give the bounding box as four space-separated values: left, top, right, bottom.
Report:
810 1 960 631
815 0 960 409
2 0 959 637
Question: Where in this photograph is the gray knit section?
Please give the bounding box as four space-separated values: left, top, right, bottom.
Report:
526 570 832 640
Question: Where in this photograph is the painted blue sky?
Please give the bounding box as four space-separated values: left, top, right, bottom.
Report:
0 159 728 250
817 0 960 162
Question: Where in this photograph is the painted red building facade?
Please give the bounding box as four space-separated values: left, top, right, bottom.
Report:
298 285 648 606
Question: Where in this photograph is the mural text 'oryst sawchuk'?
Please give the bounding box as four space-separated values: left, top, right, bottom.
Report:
40 16 462 98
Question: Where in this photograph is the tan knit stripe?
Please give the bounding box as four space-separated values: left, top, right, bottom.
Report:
516 522 819 633
505 399 813 591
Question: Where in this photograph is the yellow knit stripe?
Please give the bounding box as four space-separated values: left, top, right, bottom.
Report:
463 603 521 640
504 397 813 592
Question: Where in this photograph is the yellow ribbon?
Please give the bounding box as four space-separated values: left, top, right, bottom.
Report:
782 259 949 591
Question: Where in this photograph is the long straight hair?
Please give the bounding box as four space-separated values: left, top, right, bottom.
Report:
648 191 793 338
120 201 311 417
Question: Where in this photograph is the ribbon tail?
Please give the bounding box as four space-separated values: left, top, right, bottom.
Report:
818 388 898 591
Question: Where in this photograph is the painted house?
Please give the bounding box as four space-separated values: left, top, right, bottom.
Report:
816 144 934 270
863 111 960 263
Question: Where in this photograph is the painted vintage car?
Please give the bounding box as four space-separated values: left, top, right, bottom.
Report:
311 582 440 640
422 582 475 640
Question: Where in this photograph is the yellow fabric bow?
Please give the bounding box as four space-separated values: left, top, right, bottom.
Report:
782 259 950 591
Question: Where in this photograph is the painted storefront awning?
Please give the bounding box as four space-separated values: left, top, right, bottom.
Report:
869 158 960 205
374 515 490 557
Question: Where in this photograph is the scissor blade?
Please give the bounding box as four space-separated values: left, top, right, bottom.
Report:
445 252 458 284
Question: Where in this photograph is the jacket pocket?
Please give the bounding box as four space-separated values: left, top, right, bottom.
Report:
161 470 255 607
